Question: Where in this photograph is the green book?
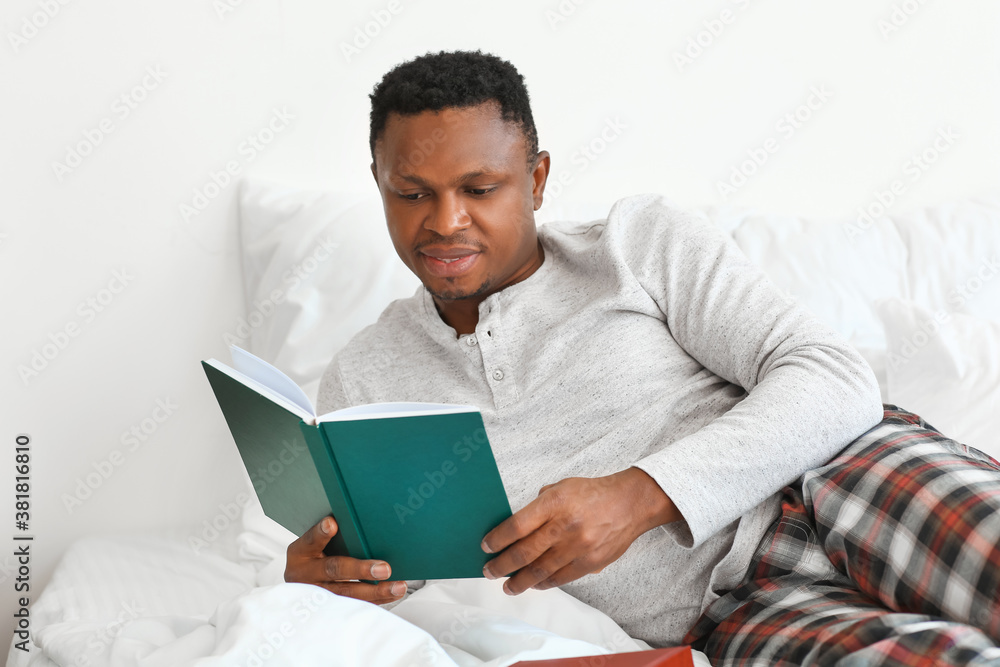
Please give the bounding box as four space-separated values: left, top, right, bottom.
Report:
201 345 512 581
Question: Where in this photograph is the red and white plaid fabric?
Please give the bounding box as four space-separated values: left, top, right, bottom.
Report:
685 405 1000 666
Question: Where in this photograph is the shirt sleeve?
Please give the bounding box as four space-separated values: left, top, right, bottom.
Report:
614 195 884 547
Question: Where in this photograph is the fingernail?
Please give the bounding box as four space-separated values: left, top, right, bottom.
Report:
320 518 331 535
371 562 390 579
503 582 515 596
483 565 495 580
390 582 406 596
481 539 492 553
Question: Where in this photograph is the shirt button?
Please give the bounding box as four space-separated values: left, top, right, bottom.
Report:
492 369 504 381
466 335 478 347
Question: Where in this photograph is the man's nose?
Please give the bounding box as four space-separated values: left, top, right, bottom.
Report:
424 192 471 236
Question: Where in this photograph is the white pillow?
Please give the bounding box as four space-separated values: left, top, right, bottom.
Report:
728 213 909 400
237 179 421 402
889 194 1000 323
876 298 1000 459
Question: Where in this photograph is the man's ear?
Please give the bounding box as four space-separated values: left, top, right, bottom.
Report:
370 161 378 185
531 150 551 212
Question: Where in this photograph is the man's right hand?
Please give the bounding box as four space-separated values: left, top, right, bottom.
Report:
284 516 407 605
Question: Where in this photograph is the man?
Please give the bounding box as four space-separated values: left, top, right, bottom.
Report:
285 50 1000 665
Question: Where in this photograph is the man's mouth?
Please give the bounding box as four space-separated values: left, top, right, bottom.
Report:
419 246 481 278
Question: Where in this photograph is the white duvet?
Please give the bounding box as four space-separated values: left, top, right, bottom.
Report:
34 581 662 666
9 529 710 667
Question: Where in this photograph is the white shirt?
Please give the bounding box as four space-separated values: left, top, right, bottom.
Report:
317 193 883 646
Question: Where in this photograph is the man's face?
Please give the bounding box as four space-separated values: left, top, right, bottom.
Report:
371 103 549 303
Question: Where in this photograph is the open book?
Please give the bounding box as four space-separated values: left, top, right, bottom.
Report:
202 345 513 581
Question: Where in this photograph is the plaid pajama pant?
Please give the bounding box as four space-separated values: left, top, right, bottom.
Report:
684 405 1000 666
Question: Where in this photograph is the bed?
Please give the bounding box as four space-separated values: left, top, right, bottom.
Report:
9 181 999 666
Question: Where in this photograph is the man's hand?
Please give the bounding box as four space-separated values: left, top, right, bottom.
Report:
284 516 407 605
480 467 681 595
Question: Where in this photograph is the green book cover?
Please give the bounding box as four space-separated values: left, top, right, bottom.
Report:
201 346 512 582
322 411 512 580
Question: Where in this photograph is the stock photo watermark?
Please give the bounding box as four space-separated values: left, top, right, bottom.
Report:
845 125 959 242
214 0 249 20
673 0 754 72
392 427 488 525
17 268 135 386
189 492 252 555
885 254 999 372
948 254 1000 310
7 0 74 53
877 0 931 40
239 587 332 666
222 235 340 347
189 437 308 553
71 600 146 667
396 126 447 172
545 116 628 202
179 107 295 222
248 439 309 495
51 66 167 182
886 309 951 372
244 620 296 666
544 0 590 31
11 434 33 653
716 85 833 201
340 0 405 63
61 397 178 514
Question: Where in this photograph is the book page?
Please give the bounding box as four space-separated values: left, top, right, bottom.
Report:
316 402 478 423
203 359 314 422
229 345 316 417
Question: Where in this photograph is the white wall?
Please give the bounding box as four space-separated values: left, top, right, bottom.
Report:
2 0 998 646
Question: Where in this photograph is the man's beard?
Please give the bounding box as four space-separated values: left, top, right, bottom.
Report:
426 275 495 302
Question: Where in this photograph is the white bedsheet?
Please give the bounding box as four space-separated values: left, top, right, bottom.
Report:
7 533 711 667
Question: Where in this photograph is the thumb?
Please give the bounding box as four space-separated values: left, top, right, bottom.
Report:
319 515 339 537
295 515 339 555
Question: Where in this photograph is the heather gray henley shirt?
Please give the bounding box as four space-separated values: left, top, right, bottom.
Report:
316 193 884 646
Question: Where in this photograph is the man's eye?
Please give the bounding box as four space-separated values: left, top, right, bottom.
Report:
400 193 425 201
468 187 496 196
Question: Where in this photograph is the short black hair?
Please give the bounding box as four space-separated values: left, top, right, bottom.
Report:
369 50 539 169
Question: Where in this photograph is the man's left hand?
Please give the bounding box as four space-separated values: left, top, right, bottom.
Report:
480 466 682 595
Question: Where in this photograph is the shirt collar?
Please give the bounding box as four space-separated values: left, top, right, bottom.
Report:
417 236 554 339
